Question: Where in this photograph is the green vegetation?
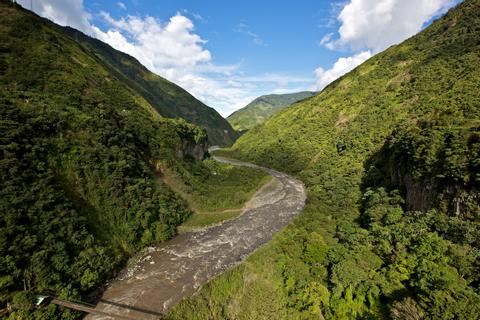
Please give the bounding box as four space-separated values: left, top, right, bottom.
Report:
62 24 238 147
174 159 270 212
0 1 242 318
167 1 480 319
160 158 271 231
227 91 316 131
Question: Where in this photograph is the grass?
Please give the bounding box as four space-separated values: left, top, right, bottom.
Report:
160 158 272 230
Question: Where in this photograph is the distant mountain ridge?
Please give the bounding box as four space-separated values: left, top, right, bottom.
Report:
227 91 316 131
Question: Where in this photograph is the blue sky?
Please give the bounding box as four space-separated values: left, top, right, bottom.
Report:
87 0 343 76
19 0 461 116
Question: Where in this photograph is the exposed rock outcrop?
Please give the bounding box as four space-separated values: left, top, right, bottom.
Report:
176 136 208 161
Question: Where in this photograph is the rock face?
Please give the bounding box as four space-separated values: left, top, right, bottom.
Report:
362 119 480 220
404 176 480 217
176 136 208 161
365 163 480 219
403 175 436 213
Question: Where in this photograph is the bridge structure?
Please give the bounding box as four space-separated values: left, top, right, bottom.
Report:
37 291 160 320
50 297 140 320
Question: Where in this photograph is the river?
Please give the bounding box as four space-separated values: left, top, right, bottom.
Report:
87 156 306 319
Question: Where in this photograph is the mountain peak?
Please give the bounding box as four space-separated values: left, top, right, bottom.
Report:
227 91 316 131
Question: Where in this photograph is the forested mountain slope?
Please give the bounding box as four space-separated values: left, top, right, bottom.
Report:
227 91 315 131
0 1 232 318
168 0 480 319
61 27 238 147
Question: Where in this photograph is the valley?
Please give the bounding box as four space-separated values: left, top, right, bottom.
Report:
1 0 480 319
87 157 306 319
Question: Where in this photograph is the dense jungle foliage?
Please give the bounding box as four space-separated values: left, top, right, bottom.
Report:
227 91 316 131
0 2 192 317
167 1 480 319
0 2 260 318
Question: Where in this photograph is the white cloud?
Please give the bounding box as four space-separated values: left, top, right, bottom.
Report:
168 72 314 117
315 50 372 90
235 23 266 46
92 13 307 116
94 12 212 71
181 9 207 23
315 0 458 91
319 33 333 47
323 0 457 52
117 2 126 10
17 0 92 33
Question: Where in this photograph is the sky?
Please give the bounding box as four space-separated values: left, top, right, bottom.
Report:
17 0 461 117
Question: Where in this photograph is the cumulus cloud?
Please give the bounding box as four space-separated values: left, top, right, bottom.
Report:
92 13 308 116
93 12 212 71
92 13 264 116
324 0 457 52
315 0 458 91
315 51 372 90
172 73 313 116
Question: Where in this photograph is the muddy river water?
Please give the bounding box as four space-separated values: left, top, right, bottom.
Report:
87 157 307 319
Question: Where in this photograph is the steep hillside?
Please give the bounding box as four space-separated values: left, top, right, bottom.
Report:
0 1 248 318
227 91 315 131
0 0 195 314
168 1 480 319
61 27 238 147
